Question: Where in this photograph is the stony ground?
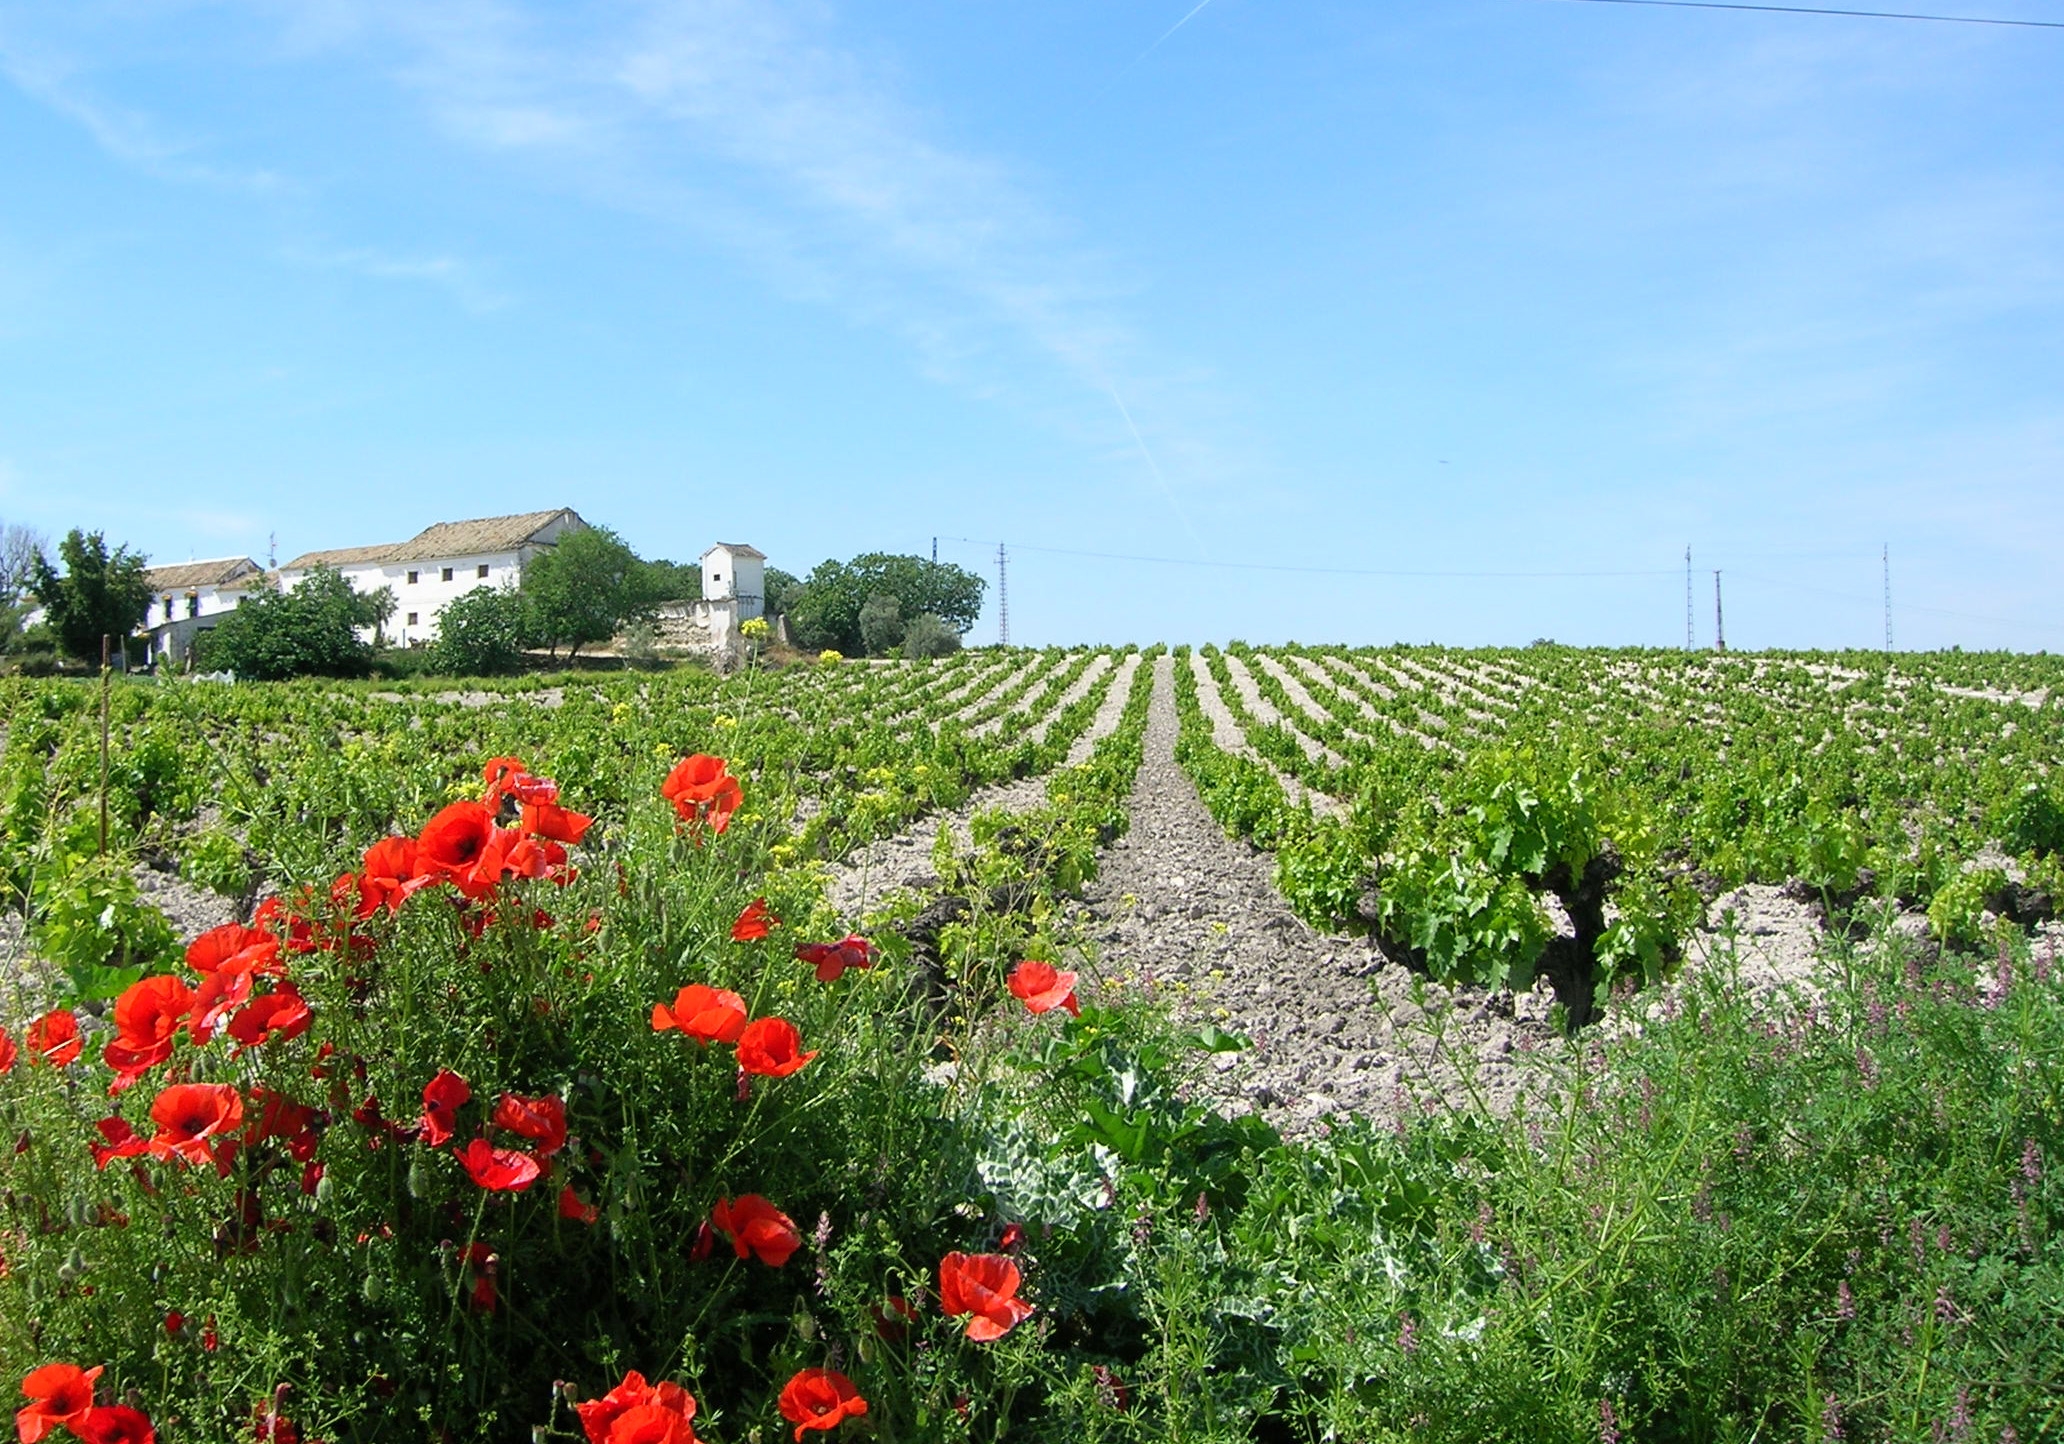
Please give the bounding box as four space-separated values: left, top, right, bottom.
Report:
830 654 1880 1137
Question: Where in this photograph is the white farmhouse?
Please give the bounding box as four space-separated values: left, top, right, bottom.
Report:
140 557 266 665
278 509 586 645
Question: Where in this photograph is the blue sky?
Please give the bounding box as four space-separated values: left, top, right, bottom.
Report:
1 0 2059 649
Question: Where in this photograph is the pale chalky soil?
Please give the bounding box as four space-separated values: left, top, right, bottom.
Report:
1079 656 1560 1137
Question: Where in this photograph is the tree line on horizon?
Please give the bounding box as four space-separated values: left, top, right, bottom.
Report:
4 522 988 679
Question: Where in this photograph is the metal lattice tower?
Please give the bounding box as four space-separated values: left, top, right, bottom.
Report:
1686 546 1694 649
1713 570 1726 653
996 542 1009 647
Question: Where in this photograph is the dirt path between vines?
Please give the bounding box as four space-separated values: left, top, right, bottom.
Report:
1079 656 1559 1135
826 654 1141 925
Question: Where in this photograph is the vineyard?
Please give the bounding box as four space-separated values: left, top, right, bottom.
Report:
0 644 2059 1442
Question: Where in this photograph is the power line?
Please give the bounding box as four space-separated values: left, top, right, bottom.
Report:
1550 0 2064 29
933 536 1679 580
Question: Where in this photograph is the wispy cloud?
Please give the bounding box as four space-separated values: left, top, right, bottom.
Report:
0 18 287 191
287 245 511 313
278 0 1232 509
0 0 1238 529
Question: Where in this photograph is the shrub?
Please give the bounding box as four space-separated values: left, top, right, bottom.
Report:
901 612 961 659
201 568 381 680
428 584 534 677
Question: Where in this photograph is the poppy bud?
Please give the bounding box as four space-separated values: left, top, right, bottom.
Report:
796 1308 818 1342
362 1272 386 1304
58 1248 86 1283
65 1196 91 1229
407 1156 431 1198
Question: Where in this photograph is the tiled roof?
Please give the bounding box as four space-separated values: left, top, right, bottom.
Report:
391 509 581 562
142 557 263 591
280 510 585 571
281 543 400 570
704 542 766 559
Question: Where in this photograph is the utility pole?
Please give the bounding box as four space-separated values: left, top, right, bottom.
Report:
996 542 1009 647
931 536 937 565
1882 543 1893 652
1685 546 1694 649
268 531 277 570
1713 570 1726 653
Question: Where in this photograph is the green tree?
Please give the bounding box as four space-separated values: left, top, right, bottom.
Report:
637 558 701 603
428 585 534 677
762 567 800 618
200 566 375 680
522 527 649 660
30 528 151 663
858 593 905 656
786 554 984 654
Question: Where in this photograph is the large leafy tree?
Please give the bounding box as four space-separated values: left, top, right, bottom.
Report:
31 529 152 664
786 554 985 654
523 527 653 660
201 566 383 680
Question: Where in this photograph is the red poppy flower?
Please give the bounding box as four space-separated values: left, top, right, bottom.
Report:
484 756 560 810
418 801 499 875
1007 961 1080 1017
103 975 195 1086
0 1026 15 1075
185 924 280 975
520 801 592 846
74 1404 154 1444
242 1088 318 1151
454 1138 541 1192
360 835 430 913
660 755 743 836
419 1069 470 1147
709 1194 801 1267
730 898 779 942
603 1405 694 1444
777 1369 868 1441
794 936 872 984
735 1018 816 1078
492 1092 567 1157
26 1010 82 1067
558 1185 600 1225
938 1251 1034 1340
91 1117 149 1170
186 964 255 1047
16 1361 102 1443
575 1373 697 1444
651 985 748 1045
148 1083 245 1167
226 986 312 1053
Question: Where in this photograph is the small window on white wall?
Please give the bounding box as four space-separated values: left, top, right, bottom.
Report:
441 567 454 582
477 564 490 578
406 612 419 626
407 570 419 585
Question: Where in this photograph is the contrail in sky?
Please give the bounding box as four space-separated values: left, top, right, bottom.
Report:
1102 0 1223 93
1103 385 1210 560
1144 0 1222 55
